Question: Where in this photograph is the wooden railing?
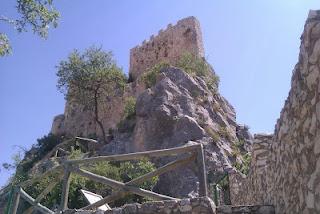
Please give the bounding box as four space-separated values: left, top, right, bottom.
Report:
10 141 208 214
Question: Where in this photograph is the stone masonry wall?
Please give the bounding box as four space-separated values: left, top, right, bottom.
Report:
129 16 204 80
266 10 320 213
64 197 216 214
229 10 320 213
229 134 272 206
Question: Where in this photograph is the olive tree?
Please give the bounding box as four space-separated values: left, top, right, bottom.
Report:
57 47 127 143
0 0 59 56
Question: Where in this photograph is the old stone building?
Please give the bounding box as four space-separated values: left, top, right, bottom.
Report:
129 16 204 81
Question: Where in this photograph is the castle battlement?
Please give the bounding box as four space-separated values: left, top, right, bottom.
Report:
129 16 205 80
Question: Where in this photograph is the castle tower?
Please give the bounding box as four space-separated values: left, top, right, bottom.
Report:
129 16 205 81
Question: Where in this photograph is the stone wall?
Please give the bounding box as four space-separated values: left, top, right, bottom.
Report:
229 134 272 205
217 205 275 214
229 10 320 213
265 10 320 213
129 16 204 80
65 197 216 214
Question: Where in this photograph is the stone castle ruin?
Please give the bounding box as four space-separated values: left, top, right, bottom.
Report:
129 16 204 80
8 11 319 214
51 16 207 139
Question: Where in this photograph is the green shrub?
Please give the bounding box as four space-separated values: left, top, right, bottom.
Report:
123 96 136 119
234 139 245 150
117 97 137 133
176 52 219 92
205 127 220 143
20 150 158 209
232 150 251 175
218 126 233 141
6 134 64 176
142 62 169 88
176 52 209 76
141 53 219 92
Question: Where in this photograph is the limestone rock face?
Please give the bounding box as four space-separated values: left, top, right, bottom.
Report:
97 66 252 198
125 67 245 197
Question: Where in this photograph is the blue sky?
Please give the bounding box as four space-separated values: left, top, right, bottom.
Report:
1 0 319 187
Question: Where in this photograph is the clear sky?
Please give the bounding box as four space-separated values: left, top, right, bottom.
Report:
1 0 319 187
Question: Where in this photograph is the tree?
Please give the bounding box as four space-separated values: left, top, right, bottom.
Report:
57 46 127 143
0 0 59 56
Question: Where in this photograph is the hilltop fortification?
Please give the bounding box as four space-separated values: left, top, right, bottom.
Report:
51 16 207 138
129 16 204 80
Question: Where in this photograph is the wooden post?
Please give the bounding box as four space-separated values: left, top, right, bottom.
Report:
23 173 63 214
71 167 176 201
196 144 208 197
12 189 20 214
81 154 195 210
19 188 54 214
20 165 62 188
60 167 71 211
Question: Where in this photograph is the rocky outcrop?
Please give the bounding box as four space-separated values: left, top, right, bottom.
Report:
100 67 249 198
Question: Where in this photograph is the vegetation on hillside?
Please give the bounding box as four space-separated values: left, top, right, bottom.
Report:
3 141 158 211
141 52 220 93
231 139 252 175
19 149 158 209
117 96 137 133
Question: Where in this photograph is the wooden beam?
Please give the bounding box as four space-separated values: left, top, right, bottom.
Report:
67 144 200 165
20 165 62 188
11 189 20 214
19 188 54 214
127 153 196 186
71 167 177 201
23 174 63 214
76 136 98 143
60 168 71 211
44 138 75 160
57 147 71 156
81 154 195 210
196 144 208 197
